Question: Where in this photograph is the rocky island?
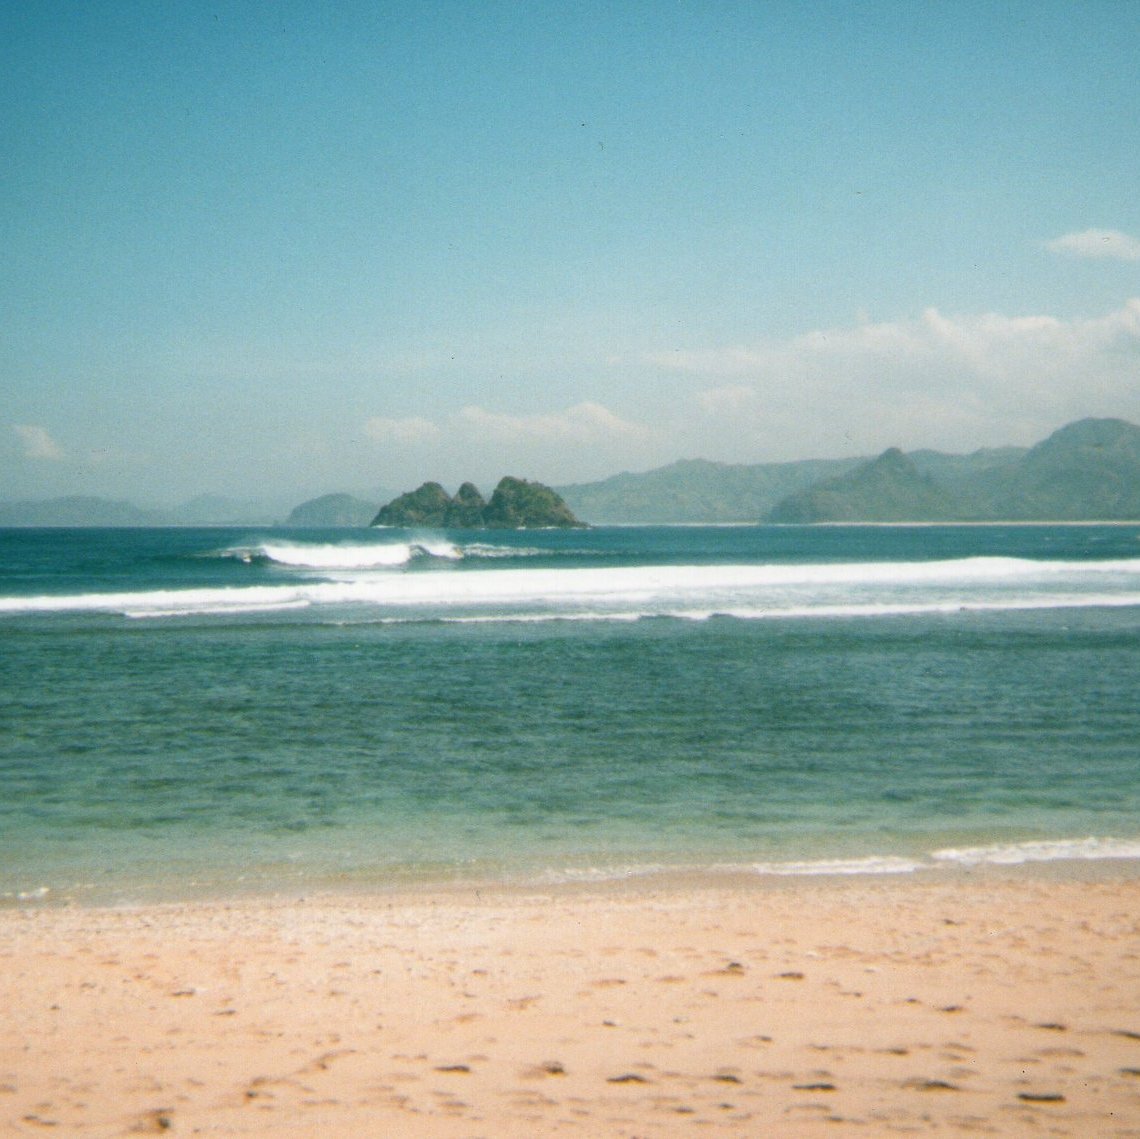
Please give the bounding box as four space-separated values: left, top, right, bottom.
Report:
371 477 586 529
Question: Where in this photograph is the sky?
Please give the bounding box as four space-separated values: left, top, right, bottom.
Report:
4 0 1140 507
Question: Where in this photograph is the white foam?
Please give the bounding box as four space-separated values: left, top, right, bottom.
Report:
0 585 311 617
535 839 1140 885
536 863 674 884
237 552 1140 583
930 836 1140 866
462 543 546 558
3 556 1139 620
533 858 926 884
739 856 927 876
416 539 464 560
250 539 462 568
224 538 540 569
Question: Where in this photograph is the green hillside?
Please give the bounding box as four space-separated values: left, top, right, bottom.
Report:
766 418 1140 522
557 457 859 523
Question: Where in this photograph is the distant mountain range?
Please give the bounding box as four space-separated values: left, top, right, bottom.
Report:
556 457 864 523
3 418 1137 527
0 494 283 528
766 417 1140 522
558 418 1140 523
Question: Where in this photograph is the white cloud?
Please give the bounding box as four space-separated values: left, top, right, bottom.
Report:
363 416 442 445
649 300 1140 459
13 424 64 460
361 401 658 485
1045 229 1140 261
357 301 1140 484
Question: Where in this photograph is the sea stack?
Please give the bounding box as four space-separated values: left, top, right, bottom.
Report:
371 477 586 529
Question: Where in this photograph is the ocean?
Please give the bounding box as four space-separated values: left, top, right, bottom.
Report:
2 523 1138 905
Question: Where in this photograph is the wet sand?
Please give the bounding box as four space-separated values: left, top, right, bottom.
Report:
2 873 1139 1136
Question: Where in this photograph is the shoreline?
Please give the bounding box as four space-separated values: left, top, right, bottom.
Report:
6 849 1140 911
4 873 1138 1136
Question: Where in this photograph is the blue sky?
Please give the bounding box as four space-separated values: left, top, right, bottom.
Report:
4 1 1140 506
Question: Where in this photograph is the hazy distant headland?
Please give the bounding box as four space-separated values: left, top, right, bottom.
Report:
0 494 286 528
2 417 1138 527
284 493 378 528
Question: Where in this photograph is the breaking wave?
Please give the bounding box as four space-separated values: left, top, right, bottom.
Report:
213 538 554 570
2 555 1139 621
219 539 463 568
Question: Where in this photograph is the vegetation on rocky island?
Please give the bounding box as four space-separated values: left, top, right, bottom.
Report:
371 477 586 529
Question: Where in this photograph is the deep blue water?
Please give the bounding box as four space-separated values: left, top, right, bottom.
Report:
1 524 1138 903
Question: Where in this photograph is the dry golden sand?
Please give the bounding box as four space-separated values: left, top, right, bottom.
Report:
2 874 1139 1137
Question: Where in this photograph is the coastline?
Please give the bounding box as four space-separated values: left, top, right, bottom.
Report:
9 837 1140 911
4 871 1138 1137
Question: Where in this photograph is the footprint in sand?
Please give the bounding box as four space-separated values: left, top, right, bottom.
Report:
526 1060 566 1077
129 1109 174 1133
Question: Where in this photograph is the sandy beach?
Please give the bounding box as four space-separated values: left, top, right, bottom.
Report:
2 873 1139 1137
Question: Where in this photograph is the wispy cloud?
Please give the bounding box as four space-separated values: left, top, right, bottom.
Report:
357 302 1140 485
361 401 657 484
13 424 64 461
1045 228 1140 261
649 300 1140 460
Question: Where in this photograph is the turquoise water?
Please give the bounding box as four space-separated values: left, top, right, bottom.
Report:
2 524 1138 903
